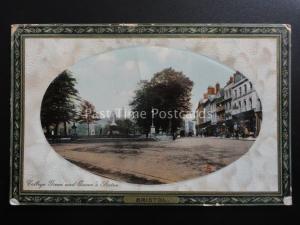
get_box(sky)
[69,46,235,117]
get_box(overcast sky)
[69,46,234,117]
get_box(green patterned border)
[10,24,291,205]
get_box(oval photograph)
[40,46,263,184]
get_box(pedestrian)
[172,132,177,140]
[244,127,249,138]
[233,123,238,139]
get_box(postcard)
[10,24,291,205]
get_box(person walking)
[244,126,249,138]
[234,122,239,139]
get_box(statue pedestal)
[150,125,156,135]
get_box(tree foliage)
[115,119,136,136]
[77,100,100,135]
[41,70,79,135]
[130,67,193,134]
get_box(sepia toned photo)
[10,24,291,205]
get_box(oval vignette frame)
[40,46,262,186]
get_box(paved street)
[52,137,254,184]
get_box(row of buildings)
[195,71,262,138]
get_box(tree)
[129,80,153,135]
[130,67,193,135]
[41,70,79,136]
[77,100,100,136]
[116,119,135,136]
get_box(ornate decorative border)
[10,24,291,205]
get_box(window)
[239,87,242,96]
[250,82,253,90]
[249,97,252,109]
[257,98,262,111]
[244,100,247,111]
[239,101,241,111]
[235,90,237,98]
[244,84,247,94]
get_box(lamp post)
[71,122,77,137]
[150,107,156,136]
[71,105,78,137]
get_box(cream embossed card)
[10,24,292,205]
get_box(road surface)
[52,137,254,184]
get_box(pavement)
[52,137,254,184]
[204,136,257,141]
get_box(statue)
[110,111,117,126]
[108,111,119,136]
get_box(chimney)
[207,86,215,95]
[227,76,234,85]
[215,83,220,93]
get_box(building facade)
[223,76,234,136]
[195,71,262,138]
[195,85,216,136]
[231,71,262,136]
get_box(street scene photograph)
[40,46,263,185]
